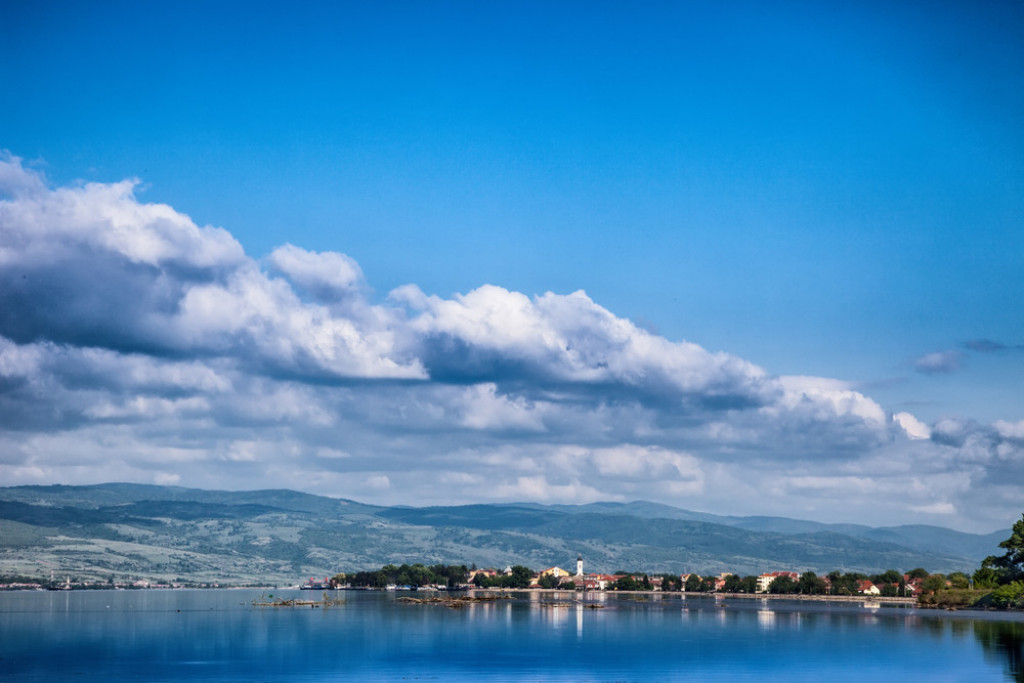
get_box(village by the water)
[285,554,956,603]
[13,507,1024,614]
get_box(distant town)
[0,557,949,599]
[6,511,1022,611]
[298,554,957,600]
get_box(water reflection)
[1,590,1022,681]
[974,620,1024,682]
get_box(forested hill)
[0,483,1006,586]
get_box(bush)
[916,589,987,608]
[989,581,1024,609]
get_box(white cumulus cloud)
[1,154,1021,532]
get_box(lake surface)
[2,589,1022,681]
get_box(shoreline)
[470,587,919,605]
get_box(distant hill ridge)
[0,483,1007,586]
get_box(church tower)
[576,554,583,576]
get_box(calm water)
[1,589,1022,681]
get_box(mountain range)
[0,483,1007,586]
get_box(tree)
[989,581,1024,609]
[828,572,860,596]
[877,569,902,585]
[768,575,798,594]
[722,574,743,593]
[921,574,947,593]
[798,572,827,595]
[983,513,1024,583]
[614,575,639,591]
[538,574,560,589]
[906,568,929,580]
[660,574,681,592]
[684,574,703,592]
[973,566,1001,590]
[947,572,970,589]
[506,566,534,589]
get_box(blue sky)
[1,1,1022,532]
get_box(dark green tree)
[921,574,947,593]
[722,574,743,593]
[538,574,560,589]
[876,569,902,585]
[983,513,1024,583]
[506,565,534,589]
[614,575,640,591]
[973,566,1001,589]
[828,572,861,596]
[659,574,681,592]
[798,572,827,595]
[948,572,970,589]
[768,575,798,594]
[684,574,703,592]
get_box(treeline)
[332,513,1024,610]
[341,563,468,589]
[941,512,1024,609]
[617,569,925,596]
[472,566,534,589]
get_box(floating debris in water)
[252,592,345,608]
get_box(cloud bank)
[1,153,1020,532]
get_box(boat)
[300,577,333,590]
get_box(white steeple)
[576,554,583,576]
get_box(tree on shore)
[538,574,560,589]
[983,513,1024,583]
[507,565,534,588]
[768,575,798,594]
[613,575,640,591]
[973,566,1001,589]
[659,574,682,592]
[921,573,947,593]
[827,571,864,596]
[798,572,827,595]
[722,574,743,593]
[345,563,468,589]
[947,572,970,589]
[971,513,1024,609]
[873,569,902,586]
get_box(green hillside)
[0,484,1002,586]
